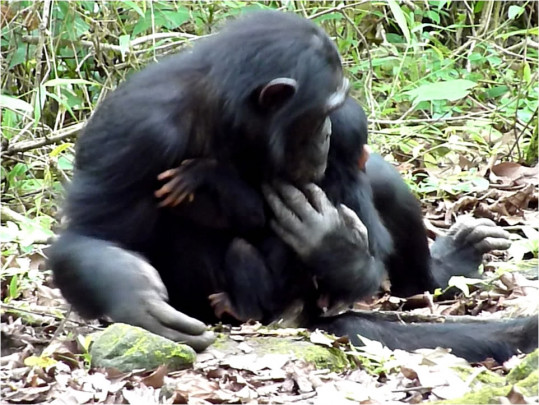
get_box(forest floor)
[1,170,538,404]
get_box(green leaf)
[7,163,29,186]
[124,1,145,17]
[386,33,406,44]
[0,95,33,113]
[50,143,73,157]
[45,92,75,119]
[474,1,485,13]
[24,355,58,368]
[33,85,47,124]
[468,52,484,63]
[160,7,190,30]
[432,287,444,298]
[386,0,411,43]
[73,16,90,38]
[58,156,74,171]
[447,276,470,296]
[77,334,94,352]
[132,14,152,37]
[485,85,509,99]
[119,35,130,58]
[1,109,17,140]
[508,5,524,20]
[430,0,449,11]
[313,13,343,23]
[8,45,27,69]
[9,274,19,300]
[523,62,531,84]
[80,1,96,12]
[406,79,477,104]
[496,27,538,40]
[488,56,502,67]
[132,6,190,37]
[425,10,440,24]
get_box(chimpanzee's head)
[199,11,349,184]
[328,97,369,172]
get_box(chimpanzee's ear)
[257,78,298,110]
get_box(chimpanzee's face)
[281,77,349,184]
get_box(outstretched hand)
[430,216,512,287]
[445,217,511,253]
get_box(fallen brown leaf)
[140,364,168,388]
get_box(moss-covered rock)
[212,334,351,372]
[438,350,539,404]
[90,323,196,372]
[452,366,506,387]
[438,372,538,405]
[507,349,538,384]
[439,385,509,404]
[515,369,538,397]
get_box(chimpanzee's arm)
[48,232,215,351]
[366,153,511,295]
[263,183,383,305]
[49,75,216,351]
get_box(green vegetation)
[2,0,537,286]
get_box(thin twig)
[370,111,489,126]
[392,384,447,393]
[1,303,102,331]
[339,10,375,117]
[22,32,201,56]
[3,123,84,155]
[29,0,51,107]
[49,306,72,342]
[470,36,531,60]
[506,107,538,160]
[307,1,369,20]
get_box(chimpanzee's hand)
[262,183,368,261]
[156,159,265,232]
[430,217,512,287]
[105,248,215,352]
[263,183,381,302]
[155,159,217,207]
[446,217,511,253]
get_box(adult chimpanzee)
[153,97,391,320]
[48,10,348,352]
[153,98,537,362]
[48,11,537,361]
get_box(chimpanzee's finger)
[274,183,317,221]
[304,183,333,214]
[147,299,211,336]
[263,185,303,233]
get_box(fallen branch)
[2,123,83,155]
